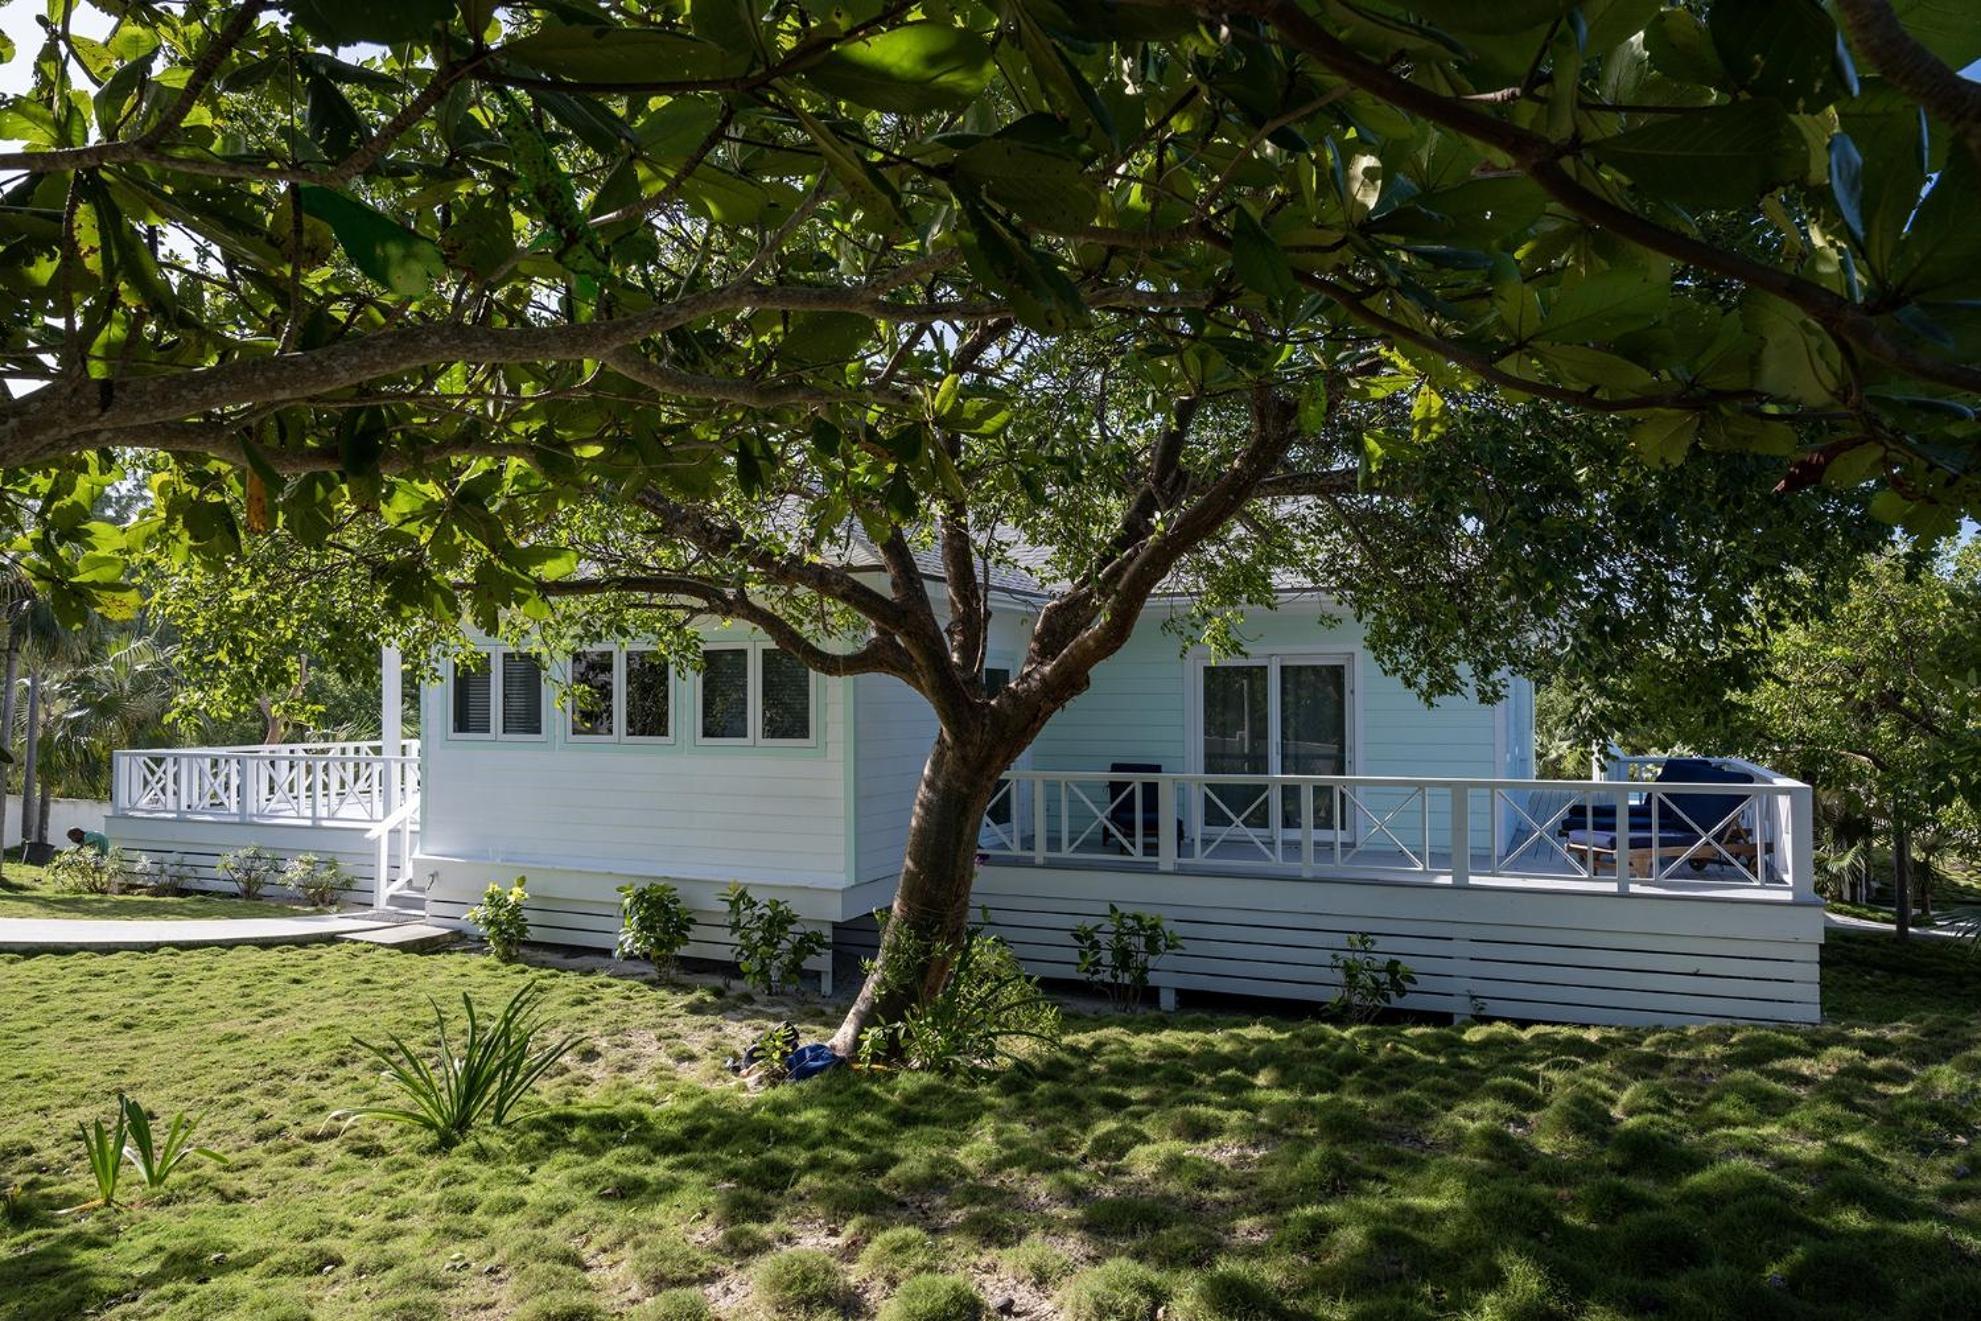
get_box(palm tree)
[39,634,178,808]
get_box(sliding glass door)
[1197,656,1350,841]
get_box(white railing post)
[1450,785,1470,886]
[1157,777,1177,872]
[1031,778,1047,864]
[1300,782,1315,879]
[1786,783,1815,899]
[374,829,390,908]
[1613,785,1632,892]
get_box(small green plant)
[466,878,531,961]
[723,883,829,993]
[73,1106,126,1210]
[332,983,580,1150]
[217,844,281,900]
[282,852,347,907]
[48,848,123,895]
[1328,932,1417,1022]
[857,912,1062,1075]
[753,1247,847,1316]
[120,1096,226,1189]
[880,1274,985,1321]
[617,882,696,977]
[1071,905,1184,1009]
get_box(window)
[569,650,615,738]
[501,651,544,737]
[700,647,750,741]
[760,648,812,742]
[692,642,816,746]
[451,657,492,735]
[625,649,670,740]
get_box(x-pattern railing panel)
[1496,788,1600,878]
[1195,783,1279,861]
[1339,785,1425,870]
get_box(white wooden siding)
[417,626,848,887]
[973,863,1823,1026]
[104,815,385,907]
[852,673,938,883]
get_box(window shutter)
[502,652,543,736]
[452,660,491,734]
[760,648,812,741]
[626,649,670,738]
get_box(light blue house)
[107,565,1822,1027]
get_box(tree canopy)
[0,0,1976,635]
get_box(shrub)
[48,847,125,894]
[617,882,696,977]
[857,915,1062,1075]
[1071,906,1183,1008]
[1327,932,1417,1022]
[752,1248,846,1316]
[1058,1258,1170,1321]
[879,1274,985,1321]
[282,853,347,907]
[332,983,580,1150]
[217,844,281,900]
[120,1095,227,1189]
[129,852,194,896]
[723,884,828,993]
[467,878,531,961]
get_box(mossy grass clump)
[1059,1258,1171,1321]
[753,1248,847,1316]
[858,1225,941,1284]
[877,1273,986,1321]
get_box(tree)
[1,2,1976,1043]
[1739,545,1981,938]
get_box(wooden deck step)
[336,923,457,951]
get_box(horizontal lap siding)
[103,815,385,906]
[418,663,848,887]
[853,674,938,883]
[969,864,1822,1027]
[421,856,834,990]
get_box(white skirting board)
[418,853,836,992]
[103,814,392,907]
[969,864,1824,1027]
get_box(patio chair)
[1107,762,1182,856]
[1564,762,1762,878]
[1555,757,1723,835]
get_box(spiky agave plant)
[332,983,580,1150]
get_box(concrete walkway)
[0,911,406,953]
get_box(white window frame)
[1185,650,1357,839]
[692,640,818,748]
[566,648,622,741]
[447,648,496,741]
[621,646,676,745]
[496,648,549,742]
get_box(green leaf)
[1644,9,1725,85]
[952,136,1097,231]
[954,197,1086,333]
[1584,100,1804,209]
[1837,85,1927,277]
[299,187,448,297]
[802,22,995,114]
[284,0,453,46]
[1886,0,1981,68]
[500,28,748,84]
[690,0,761,59]
[1535,262,1670,345]
[1231,207,1297,306]
[1828,131,1865,245]
[788,103,903,225]
[1741,291,1844,405]
[1709,0,1842,111]
[1892,146,1981,299]
[1397,0,1576,35]
[1628,411,1699,467]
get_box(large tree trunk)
[827,731,1015,1055]
[0,626,18,880]
[1893,821,1912,941]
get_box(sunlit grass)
[0,857,301,921]
[2,933,1979,1318]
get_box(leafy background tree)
[1,1,1977,1043]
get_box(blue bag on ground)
[785,1043,841,1081]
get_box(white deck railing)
[111,741,423,829]
[980,758,1814,899]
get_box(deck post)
[1157,778,1177,872]
[1613,786,1632,892]
[1031,779,1047,864]
[380,645,403,820]
[1450,785,1470,886]
[1786,783,1815,900]
[1299,783,1314,879]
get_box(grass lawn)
[0,858,304,921]
[3,934,1980,1321]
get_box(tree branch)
[1835,0,1981,170]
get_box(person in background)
[65,826,109,857]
